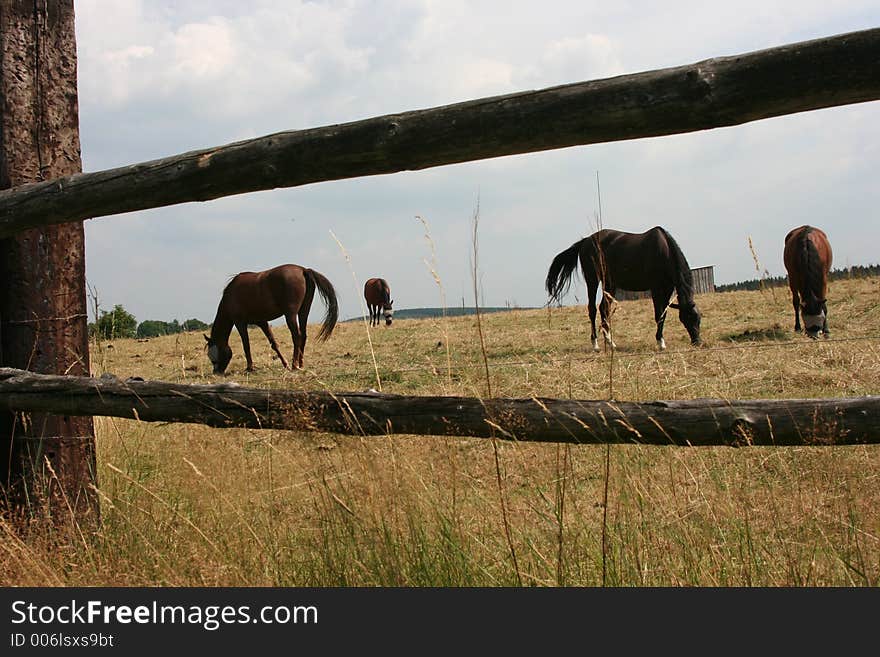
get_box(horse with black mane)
[205,264,338,373]
[546,226,702,351]
[783,225,832,338]
[364,277,394,326]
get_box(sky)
[74,1,880,324]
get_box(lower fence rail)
[0,368,877,447]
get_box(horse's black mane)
[656,227,695,304]
[798,227,826,301]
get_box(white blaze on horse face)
[208,344,219,364]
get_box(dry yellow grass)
[2,276,879,586]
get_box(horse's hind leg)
[235,321,255,371]
[257,321,289,369]
[297,281,318,368]
[284,313,302,370]
[296,304,312,369]
[586,280,600,352]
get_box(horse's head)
[800,295,826,338]
[204,334,232,374]
[669,301,702,346]
[383,299,394,326]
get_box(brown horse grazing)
[205,264,338,374]
[364,277,393,326]
[546,226,702,351]
[783,225,833,338]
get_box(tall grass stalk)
[3,277,880,587]
[417,215,453,388]
[470,199,521,586]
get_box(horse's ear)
[669,302,680,309]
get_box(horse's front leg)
[822,300,830,338]
[236,322,255,371]
[652,294,669,351]
[790,289,802,332]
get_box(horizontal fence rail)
[0,368,877,447]
[0,28,879,237]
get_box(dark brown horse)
[546,226,702,351]
[364,277,393,326]
[783,225,832,338]
[205,264,338,373]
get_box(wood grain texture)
[0,0,96,517]
[0,27,878,237]
[0,368,877,447]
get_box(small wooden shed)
[615,265,715,301]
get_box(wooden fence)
[1,25,880,519]
[1,28,879,235]
[0,368,878,447]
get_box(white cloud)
[73,1,880,323]
[169,20,236,79]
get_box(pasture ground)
[3,276,880,585]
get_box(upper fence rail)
[0,27,878,238]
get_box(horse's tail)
[657,227,695,304]
[546,238,587,302]
[306,269,339,341]
[798,227,826,301]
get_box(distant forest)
[716,264,880,293]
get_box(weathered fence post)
[0,0,97,522]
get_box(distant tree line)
[135,318,210,338]
[88,304,209,340]
[716,264,880,293]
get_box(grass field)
[3,276,880,586]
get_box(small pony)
[783,225,833,338]
[205,264,338,373]
[546,226,702,351]
[364,277,394,326]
